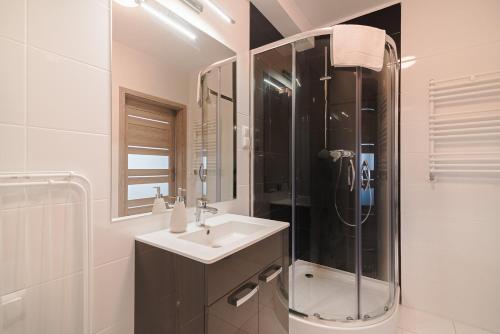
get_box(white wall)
[399,1,500,332]
[0,0,250,333]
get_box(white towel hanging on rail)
[330,24,386,72]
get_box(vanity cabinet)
[135,229,289,334]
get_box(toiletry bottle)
[170,188,187,233]
[152,186,167,214]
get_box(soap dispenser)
[170,188,187,233]
[152,186,167,214]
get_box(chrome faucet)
[195,198,218,227]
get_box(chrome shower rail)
[0,172,93,334]
[428,71,500,180]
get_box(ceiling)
[252,0,397,37]
[112,2,235,73]
[292,0,396,26]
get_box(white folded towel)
[330,24,386,72]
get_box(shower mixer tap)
[330,149,355,162]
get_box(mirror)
[111,0,237,218]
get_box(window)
[119,89,186,216]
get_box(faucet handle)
[197,198,208,208]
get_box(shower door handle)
[361,160,371,190]
[348,159,355,192]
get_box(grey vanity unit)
[134,229,289,334]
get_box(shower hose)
[334,158,372,227]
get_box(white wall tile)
[235,184,250,215]
[27,0,110,69]
[93,199,169,266]
[24,273,84,334]
[0,125,25,172]
[95,317,133,334]
[96,0,110,9]
[404,120,428,153]
[27,47,110,134]
[24,203,84,286]
[93,257,134,333]
[403,153,428,186]
[26,128,110,200]
[0,0,25,42]
[0,38,26,125]
[402,0,500,59]
[0,208,27,295]
[237,149,249,187]
[402,216,500,331]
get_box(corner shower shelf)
[428,71,500,180]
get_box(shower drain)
[305,273,314,278]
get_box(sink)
[135,214,289,264]
[178,221,267,248]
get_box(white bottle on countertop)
[170,188,187,233]
[151,186,167,214]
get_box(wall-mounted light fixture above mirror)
[111,0,237,219]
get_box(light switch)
[242,125,250,138]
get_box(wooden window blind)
[119,89,186,216]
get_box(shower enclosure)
[251,27,399,325]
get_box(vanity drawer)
[205,231,283,305]
[259,258,289,334]
[206,275,260,334]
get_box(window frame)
[118,87,187,216]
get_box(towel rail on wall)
[428,71,500,180]
[0,172,93,334]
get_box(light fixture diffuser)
[113,0,139,7]
[205,0,235,24]
[264,78,283,91]
[179,0,204,14]
[139,0,197,40]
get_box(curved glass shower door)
[251,29,399,323]
[292,35,359,321]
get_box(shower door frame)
[250,27,400,322]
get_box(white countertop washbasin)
[135,214,289,264]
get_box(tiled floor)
[398,306,496,334]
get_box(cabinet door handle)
[227,283,259,308]
[259,265,282,283]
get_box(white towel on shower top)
[330,24,386,72]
